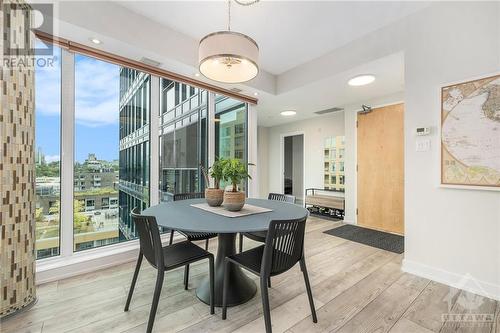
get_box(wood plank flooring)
[1,216,497,333]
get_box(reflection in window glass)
[323,136,345,191]
[159,80,207,202]
[74,55,150,251]
[35,44,62,259]
[215,95,247,191]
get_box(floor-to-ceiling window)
[159,80,207,202]
[73,55,150,251]
[34,45,62,259]
[215,95,248,191]
[33,40,249,260]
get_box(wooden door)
[357,103,404,234]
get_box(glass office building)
[159,80,208,202]
[118,68,151,240]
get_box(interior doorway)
[357,103,404,235]
[282,134,304,205]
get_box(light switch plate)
[416,139,431,152]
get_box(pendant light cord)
[227,0,231,31]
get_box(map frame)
[440,72,500,190]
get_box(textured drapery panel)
[0,0,37,318]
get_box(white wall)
[401,2,500,299]
[261,111,345,199]
[257,126,269,198]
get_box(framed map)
[441,73,500,189]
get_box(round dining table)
[142,198,309,307]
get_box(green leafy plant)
[222,158,253,192]
[201,157,227,189]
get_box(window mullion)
[60,49,75,257]
[150,76,160,205]
[208,92,216,173]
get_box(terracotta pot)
[223,191,246,211]
[205,188,224,207]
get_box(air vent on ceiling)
[314,107,344,115]
[140,57,162,67]
[230,88,243,93]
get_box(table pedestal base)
[196,233,257,307]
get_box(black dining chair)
[124,208,214,333]
[238,193,296,287]
[239,193,296,253]
[173,192,218,289]
[222,216,317,333]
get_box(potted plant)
[222,158,253,211]
[201,158,225,207]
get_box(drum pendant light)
[198,0,259,83]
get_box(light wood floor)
[1,216,498,333]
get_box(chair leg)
[147,270,164,333]
[260,276,272,333]
[124,252,143,311]
[239,233,243,253]
[209,256,214,315]
[183,264,190,290]
[268,276,271,288]
[222,260,230,320]
[169,230,174,245]
[300,257,317,323]
[205,238,209,251]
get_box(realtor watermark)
[2,2,55,68]
[441,274,496,328]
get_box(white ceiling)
[258,52,405,126]
[42,1,431,126]
[116,1,429,75]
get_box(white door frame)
[280,131,306,204]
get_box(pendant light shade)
[199,31,259,83]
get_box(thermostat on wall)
[416,127,430,136]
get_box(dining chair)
[238,193,295,287]
[222,216,317,333]
[125,208,214,333]
[172,192,218,289]
[239,193,296,253]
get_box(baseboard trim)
[402,259,500,301]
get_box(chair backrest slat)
[174,192,205,201]
[131,207,164,269]
[261,217,307,276]
[268,192,296,204]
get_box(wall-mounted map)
[441,74,500,188]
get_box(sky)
[35,47,120,163]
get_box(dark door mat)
[324,224,404,254]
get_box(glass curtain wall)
[159,80,208,202]
[73,55,150,251]
[34,45,62,259]
[215,95,248,191]
[33,44,248,259]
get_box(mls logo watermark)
[2,2,54,68]
[441,274,495,328]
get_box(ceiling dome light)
[348,74,375,86]
[90,38,102,45]
[198,0,259,83]
[280,110,297,116]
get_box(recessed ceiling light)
[90,38,102,45]
[280,110,297,116]
[254,92,258,96]
[348,74,375,86]
[194,73,200,77]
